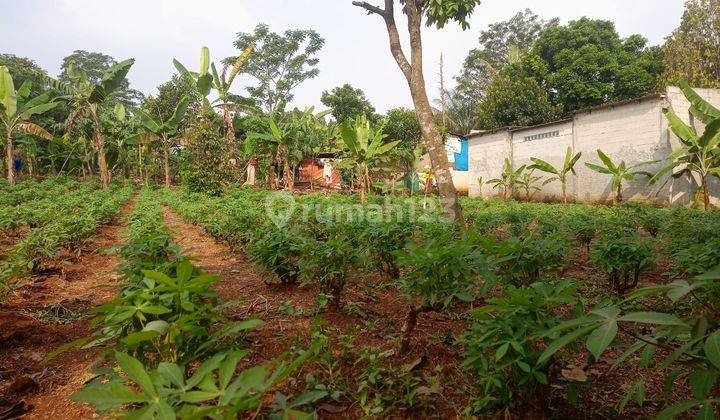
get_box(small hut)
[297,152,342,186]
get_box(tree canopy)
[227,24,325,113]
[320,83,377,123]
[59,50,145,107]
[530,18,664,112]
[661,0,720,88]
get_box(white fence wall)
[468,130,511,198]
[467,86,720,206]
[513,121,574,200]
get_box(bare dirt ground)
[0,200,135,419]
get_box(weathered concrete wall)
[666,87,720,207]
[512,121,574,201]
[467,86,720,206]
[468,130,511,198]
[573,98,670,203]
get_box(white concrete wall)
[573,98,670,203]
[512,121,574,201]
[468,130,511,198]
[466,87,720,205]
[666,86,720,206]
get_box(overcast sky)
[2,0,685,113]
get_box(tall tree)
[0,54,50,98]
[661,0,720,88]
[143,75,200,124]
[56,59,135,188]
[226,24,325,113]
[454,9,557,103]
[60,50,144,107]
[352,0,482,222]
[321,83,377,123]
[476,72,561,129]
[530,18,663,112]
[383,107,421,150]
[0,66,58,185]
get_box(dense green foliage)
[156,185,720,416]
[321,83,377,124]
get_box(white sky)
[1,0,685,113]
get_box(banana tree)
[529,147,582,204]
[174,46,253,175]
[585,149,656,204]
[0,67,58,185]
[54,59,135,188]
[247,107,330,192]
[649,84,720,210]
[486,158,525,200]
[339,115,400,203]
[516,167,544,201]
[132,96,190,186]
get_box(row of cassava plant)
[61,187,324,418]
[0,179,97,232]
[0,180,135,290]
[160,187,720,416]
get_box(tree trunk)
[359,163,367,204]
[701,176,710,211]
[163,142,171,187]
[91,106,110,188]
[5,128,14,186]
[398,304,431,354]
[616,182,623,204]
[353,0,462,223]
[222,106,240,180]
[562,181,568,204]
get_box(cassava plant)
[590,232,656,295]
[539,266,720,419]
[394,230,495,353]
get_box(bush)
[299,229,359,310]
[590,233,656,295]
[479,232,569,285]
[461,280,579,414]
[395,230,495,352]
[247,226,303,285]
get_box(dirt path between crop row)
[0,199,136,420]
[161,207,473,417]
[161,208,321,366]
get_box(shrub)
[359,221,414,279]
[394,231,495,352]
[479,232,569,285]
[247,227,303,285]
[299,230,360,310]
[461,280,579,414]
[590,233,656,295]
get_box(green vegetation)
[2,1,720,418]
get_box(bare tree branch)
[351,1,387,16]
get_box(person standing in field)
[246,157,257,186]
[323,159,334,186]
